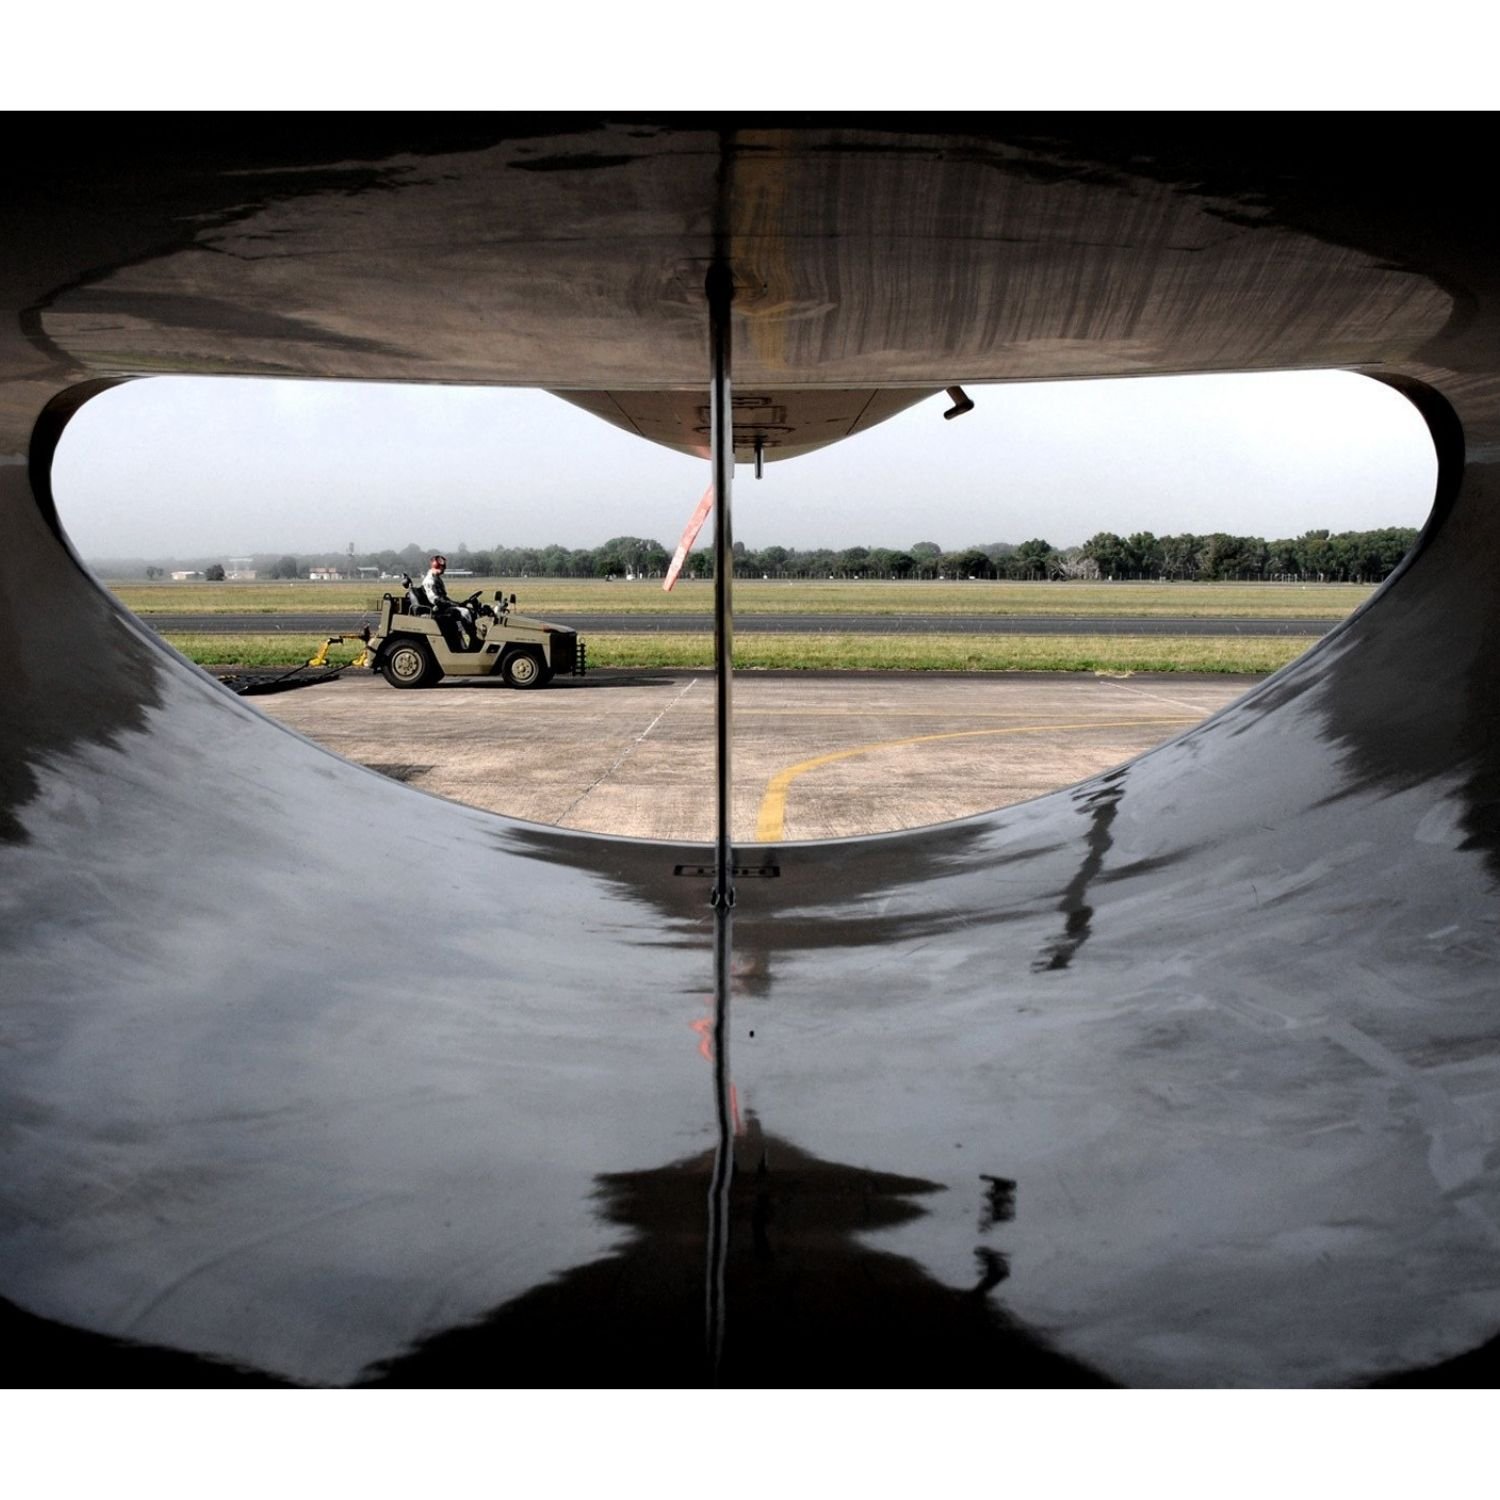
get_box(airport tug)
[364,578,587,690]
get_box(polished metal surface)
[3,120,1499,1386]
[708,262,735,907]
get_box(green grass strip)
[162,635,371,668]
[163,631,1307,675]
[113,577,1373,620]
[591,633,1307,673]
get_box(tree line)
[113,526,1420,585]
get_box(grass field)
[131,576,1350,674]
[112,576,1375,620]
[165,630,1309,676]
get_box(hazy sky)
[52,370,1436,560]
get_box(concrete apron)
[251,668,1251,843]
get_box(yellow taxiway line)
[754,718,1196,842]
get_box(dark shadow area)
[1372,1331,1500,1388]
[363,762,436,784]
[499,817,1053,952]
[441,670,687,691]
[359,1113,1108,1388]
[217,665,352,696]
[0,1297,292,1389]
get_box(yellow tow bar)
[308,628,371,670]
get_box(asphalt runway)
[251,668,1255,842]
[152,611,1337,637]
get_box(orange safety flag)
[662,483,715,592]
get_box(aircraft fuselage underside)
[1,119,1498,1387]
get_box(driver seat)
[401,575,432,616]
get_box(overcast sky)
[52,370,1436,561]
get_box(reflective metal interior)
[2,120,1498,1386]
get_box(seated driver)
[419,553,476,649]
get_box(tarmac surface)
[251,668,1254,842]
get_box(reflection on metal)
[707,261,736,911]
[1031,772,1126,973]
[2,121,1499,1387]
[705,904,735,1376]
[351,1114,1105,1387]
[704,258,739,1372]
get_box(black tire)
[381,637,439,689]
[502,648,546,689]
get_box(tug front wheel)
[502,649,546,689]
[381,638,439,689]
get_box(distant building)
[170,570,204,581]
[357,566,379,579]
[227,556,257,580]
[308,567,343,582]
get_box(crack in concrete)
[1103,678,1224,714]
[556,676,701,823]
